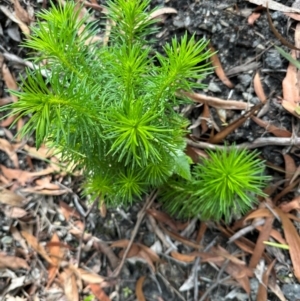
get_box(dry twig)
[186,137,300,151]
[111,190,157,277]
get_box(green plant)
[122,287,133,298]
[2,0,269,222]
[2,0,212,205]
[275,45,300,69]
[83,295,95,301]
[161,146,270,223]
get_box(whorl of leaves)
[2,1,269,221]
[2,0,212,206]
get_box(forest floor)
[1,0,300,300]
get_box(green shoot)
[161,146,270,223]
[2,0,269,222]
[2,0,212,206]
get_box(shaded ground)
[0,0,300,301]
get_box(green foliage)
[161,147,270,223]
[83,295,95,301]
[275,45,300,69]
[1,0,269,222]
[2,0,213,206]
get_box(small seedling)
[83,295,95,301]
[2,0,212,204]
[161,146,270,223]
[1,0,269,222]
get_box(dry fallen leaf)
[138,244,160,263]
[181,91,250,110]
[58,201,82,221]
[0,6,30,35]
[251,116,292,138]
[147,208,179,231]
[266,4,300,51]
[216,245,246,266]
[1,63,18,92]
[218,225,258,257]
[249,216,274,269]
[23,144,54,160]
[185,145,205,163]
[0,188,26,207]
[36,177,60,190]
[173,247,251,293]
[0,63,19,128]
[112,239,159,272]
[253,72,267,103]
[161,226,202,249]
[0,165,55,186]
[20,187,69,195]
[268,273,287,301]
[3,206,27,219]
[223,262,251,294]
[196,222,208,243]
[244,208,275,221]
[274,208,300,281]
[137,249,156,272]
[281,23,300,117]
[47,233,64,288]
[209,44,234,88]
[0,253,29,270]
[248,12,261,25]
[5,276,26,293]
[0,97,13,106]
[61,268,79,301]
[208,103,263,144]
[281,99,300,118]
[282,154,297,185]
[290,164,300,184]
[256,225,287,245]
[11,226,28,252]
[285,12,300,21]
[248,0,300,13]
[0,138,20,168]
[170,251,197,263]
[21,231,53,264]
[257,259,276,301]
[136,276,146,301]
[111,239,139,251]
[12,0,31,24]
[75,267,105,284]
[280,196,300,213]
[282,50,300,103]
[87,284,111,301]
[149,7,177,20]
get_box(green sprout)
[83,295,95,301]
[161,147,270,223]
[0,0,212,205]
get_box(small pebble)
[208,82,222,93]
[265,49,282,69]
[237,74,252,88]
[173,17,185,28]
[282,284,300,300]
[1,236,13,244]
